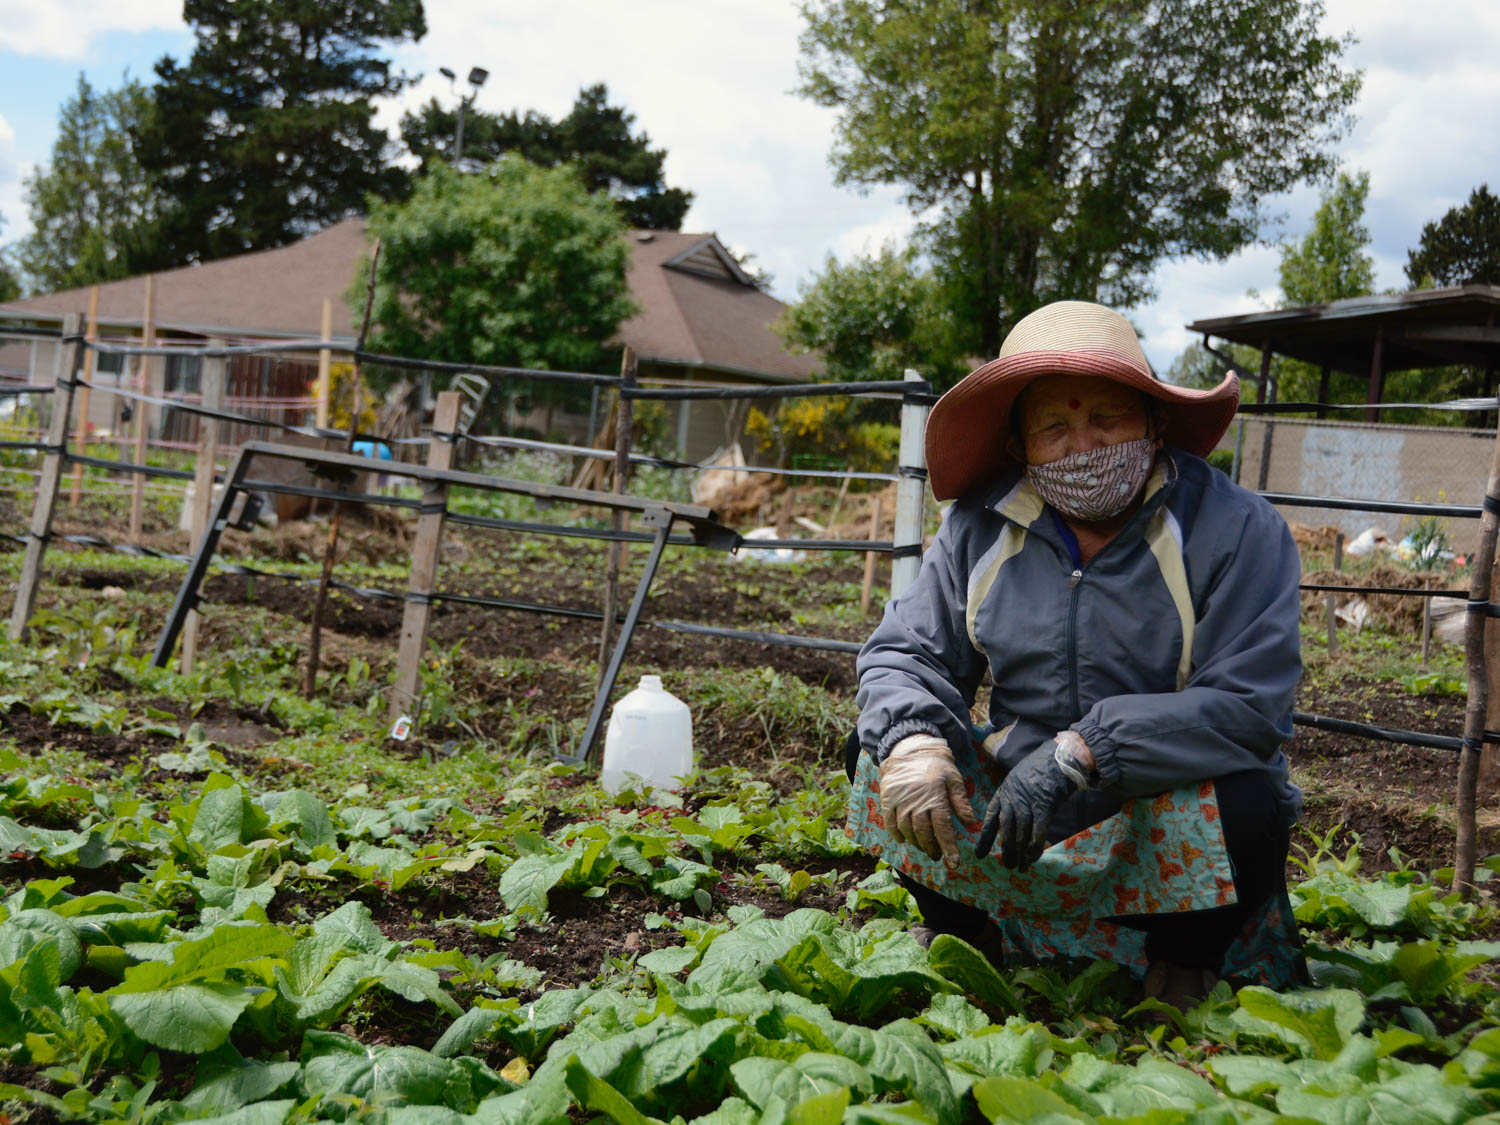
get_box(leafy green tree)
[17,74,165,292]
[1279,171,1375,307]
[778,244,971,392]
[399,83,693,230]
[135,0,425,267]
[1271,170,1376,408]
[361,157,636,427]
[0,212,19,301]
[796,0,1360,356]
[1405,185,1500,288]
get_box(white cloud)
[0,112,20,239]
[375,0,922,301]
[0,0,181,59]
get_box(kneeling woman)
[848,300,1305,1003]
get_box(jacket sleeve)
[1071,497,1301,798]
[855,507,989,762]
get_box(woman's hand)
[877,735,980,867]
[975,732,1093,868]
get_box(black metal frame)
[150,441,737,764]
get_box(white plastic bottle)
[600,675,694,795]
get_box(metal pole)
[180,339,225,675]
[891,368,929,599]
[453,96,468,164]
[573,512,673,766]
[1256,345,1275,493]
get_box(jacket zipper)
[1066,566,1083,718]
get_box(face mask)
[1026,437,1155,522]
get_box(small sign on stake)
[390,714,413,742]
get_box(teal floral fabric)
[846,729,1306,987]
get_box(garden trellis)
[3,313,1500,886]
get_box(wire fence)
[3,320,1499,866]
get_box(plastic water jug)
[600,675,693,795]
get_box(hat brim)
[924,350,1240,501]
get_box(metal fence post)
[890,368,929,600]
[180,340,226,675]
[10,313,83,642]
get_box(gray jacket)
[856,450,1303,836]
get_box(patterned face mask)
[1026,437,1155,522]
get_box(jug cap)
[639,674,664,690]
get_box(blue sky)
[3,1,1499,373]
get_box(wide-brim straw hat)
[925,300,1240,501]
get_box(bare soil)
[5,504,1493,1007]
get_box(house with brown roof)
[0,220,818,460]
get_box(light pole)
[439,66,488,166]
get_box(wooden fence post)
[890,368,928,599]
[390,391,462,722]
[861,495,883,614]
[180,340,225,675]
[128,276,155,540]
[597,347,636,680]
[69,286,99,507]
[316,297,332,430]
[10,314,83,642]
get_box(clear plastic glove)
[974,732,1092,869]
[877,734,980,867]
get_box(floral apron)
[846,728,1306,988]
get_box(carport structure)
[1187,283,1500,422]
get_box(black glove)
[974,739,1083,868]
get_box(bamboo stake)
[69,286,99,507]
[597,347,636,681]
[1454,417,1500,893]
[861,495,883,614]
[304,240,380,699]
[1325,532,1342,653]
[10,315,82,641]
[180,340,225,674]
[316,297,333,430]
[128,277,154,540]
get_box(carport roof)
[1186,284,1500,376]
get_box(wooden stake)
[1421,595,1433,667]
[10,314,83,641]
[129,277,154,540]
[305,239,380,699]
[316,297,332,430]
[597,347,636,681]
[861,495,883,614]
[825,475,852,536]
[777,487,796,538]
[180,340,225,674]
[1325,532,1342,654]
[1455,413,1500,892]
[69,287,98,507]
[390,391,461,721]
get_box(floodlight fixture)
[468,67,489,88]
[438,66,455,81]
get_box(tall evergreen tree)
[1405,185,1500,288]
[19,74,166,291]
[797,0,1360,356]
[135,0,426,267]
[399,83,693,230]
